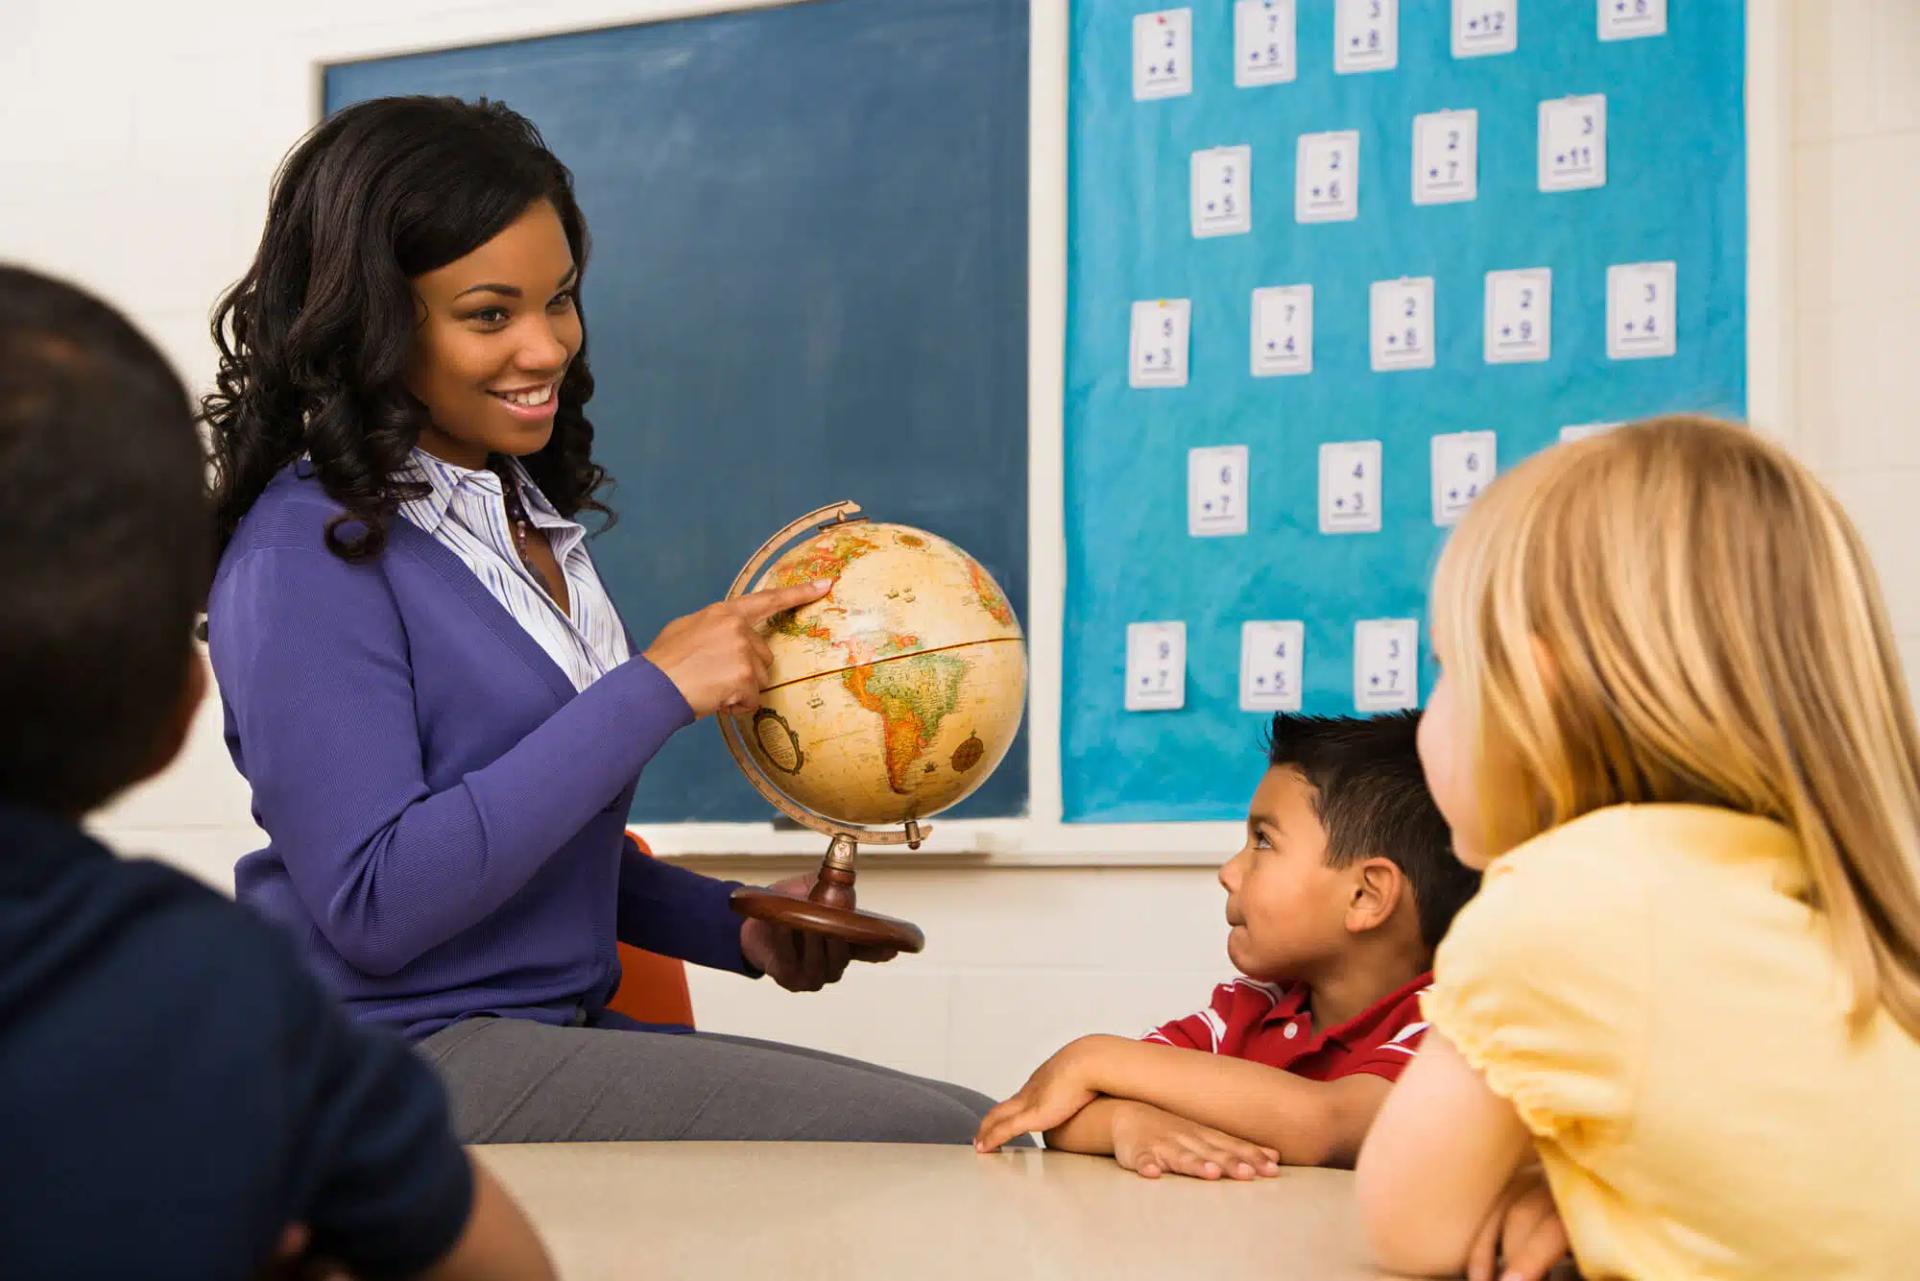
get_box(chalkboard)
[1062,1,1744,821]
[325,0,1030,822]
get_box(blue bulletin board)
[1062,0,1745,822]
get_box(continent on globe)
[736,519,1027,827]
[967,559,1015,629]
[842,652,968,795]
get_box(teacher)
[203,95,1004,1144]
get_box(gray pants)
[418,1016,1025,1145]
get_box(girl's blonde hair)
[1432,415,1920,1036]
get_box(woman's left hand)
[739,874,899,992]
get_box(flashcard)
[1236,0,1298,87]
[1413,109,1478,205]
[1320,440,1383,534]
[1354,619,1419,711]
[1251,284,1313,376]
[1129,298,1191,388]
[1192,146,1253,238]
[1134,9,1193,101]
[1607,262,1677,359]
[1189,445,1250,537]
[1241,621,1305,712]
[1599,0,1665,41]
[1371,277,1435,372]
[1296,131,1360,223]
[1484,267,1551,363]
[1453,0,1517,57]
[1126,621,1187,711]
[1335,0,1398,74]
[1431,430,1497,526]
[1539,95,1606,192]
[1560,420,1623,442]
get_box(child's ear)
[1345,857,1406,934]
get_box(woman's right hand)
[643,580,832,718]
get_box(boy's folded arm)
[1083,1035,1393,1167]
[1040,1096,1125,1154]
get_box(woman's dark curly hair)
[203,95,611,560]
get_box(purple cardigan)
[208,465,752,1039]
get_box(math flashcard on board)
[1452,0,1516,58]
[1296,131,1359,223]
[1192,146,1252,238]
[1241,621,1305,712]
[1484,267,1551,363]
[1133,9,1193,101]
[1413,110,1477,205]
[1607,262,1677,359]
[1600,0,1666,41]
[1371,277,1435,372]
[1251,284,1312,376]
[1320,440,1382,534]
[1236,0,1297,87]
[1354,620,1419,712]
[1431,430,1497,526]
[1188,445,1250,537]
[1126,621,1187,711]
[1539,95,1606,192]
[1335,0,1397,75]
[1129,298,1191,387]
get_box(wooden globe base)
[727,834,926,953]
[729,888,927,953]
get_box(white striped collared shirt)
[397,449,631,693]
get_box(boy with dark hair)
[0,264,553,1279]
[976,711,1479,1175]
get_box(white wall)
[0,0,1899,1101]
[1788,0,1920,690]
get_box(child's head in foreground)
[1417,413,1920,1031]
[1222,711,1480,985]
[0,265,209,819]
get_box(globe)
[730,519,1027,828]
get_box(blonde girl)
[1357,416,1920,1280]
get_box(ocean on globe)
[734,521,1027,827]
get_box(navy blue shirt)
[0,801,473,1280]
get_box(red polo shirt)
[1142,972,1432,1082]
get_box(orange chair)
[604,834,696,1029]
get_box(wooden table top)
[474,1141,1400,1281]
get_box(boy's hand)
[1111,1101,1282,1181]
[1466,1166,1570,1281]
[974,1036,1115,1152]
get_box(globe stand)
[717,501,929,954]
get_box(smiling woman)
[200,96,1012,1146]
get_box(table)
[473,1142,1395,1280]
